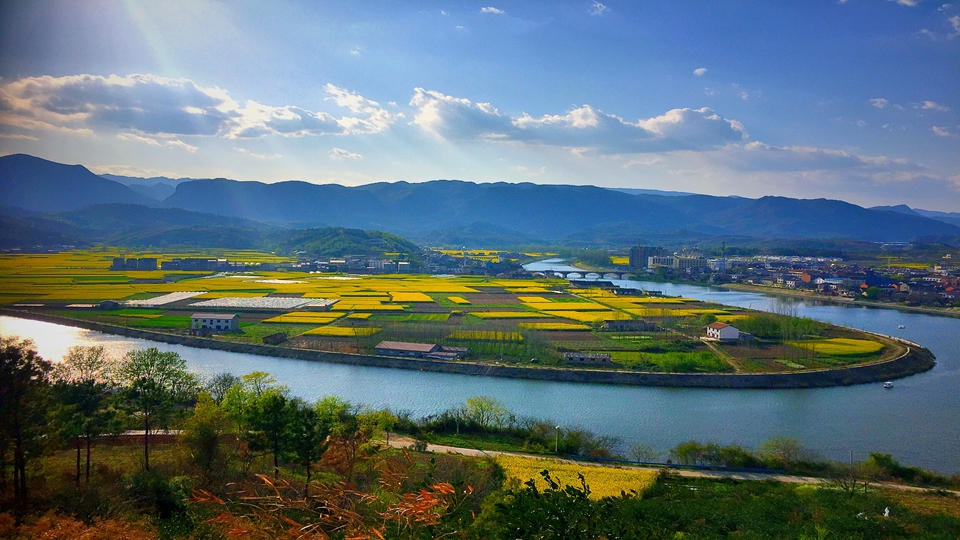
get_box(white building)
[190,313,240,332]
[706,322,740,341]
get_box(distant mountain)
[55,204,272,237]
[0,213,85,249]
[0,202,422,255]
[609,187,698,197]
[165,177,960,242]
[100,173,192,188]
[276,227,422,257]
[128,183,176,201]
[0,154,153,212]
[914,209,960,228]
[5,154,960,246]
[415,221,547,247]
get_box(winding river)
[1,265,957,473]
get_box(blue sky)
[1,1,958,211]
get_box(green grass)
[124,316,192,328]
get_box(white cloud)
[693,68,708,76]
[589,1,610,16]
[330,147,363,159]
[409,88,746,154]
[920,100,951,111]
[932,126,951,136]
[949,15,960,37]
[235,148,282,159]
[117,132,197,152]
[0,133,39,140]
[869,98,890,109]
[0,74,396,140]
[891,0,920,6]
[480,7,505,14]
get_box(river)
[1,267,957,474]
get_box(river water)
[1,269,957,473]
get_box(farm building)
[191,313,240,333]
[563,352,613,364]
[706,322,740,341]
[375,341,469,359]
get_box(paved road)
[385,435,957,494]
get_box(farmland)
[0,249,902,374]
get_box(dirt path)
[384,435,958,495]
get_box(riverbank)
[1,307,935,389]
[709,282,960,319]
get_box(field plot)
[0,251,891,374]
[190,297,336,310]
[303,327,381,337]
[497,455,656,500]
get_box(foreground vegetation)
[0,249,901,374]
[2,338,958,538]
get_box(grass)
[497,455,657,500]
[124,316,192,328]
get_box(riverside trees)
[117,348,196,471]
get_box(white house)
[706,322,740,341]
[190,313,240,332]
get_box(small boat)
[898,325,905,329]
[883,381,894,389]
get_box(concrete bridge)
[553,272,624,280]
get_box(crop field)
[789,338,885,356]
[520,322,592,331]
[497,455,657,500]
[302,327,381,337]
[609,256,630,266]
[0,250,890,373]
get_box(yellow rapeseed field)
[390,292,434,302]
[302,327,381,337]
[261,312,342,324]
[519,322,592,331]
[449,330,524,341]
[789,338,884,356]
[497,455,657,500]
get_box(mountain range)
[2,153,959,249]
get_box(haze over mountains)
[2,154,959,249]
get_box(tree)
[628,443,661,463]
[182,392,230,480]
[0,337,52,512]
[52,346,120,485]
[465,396,510,430]
[760,436,808,469]
[204,372,241,404]
[286,398,331,492]
[118,348,195,471]
[246,387,290,479]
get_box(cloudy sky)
[1,1,958,210]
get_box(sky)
[1,1,958,211]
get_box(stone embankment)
[1,308,935,389]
